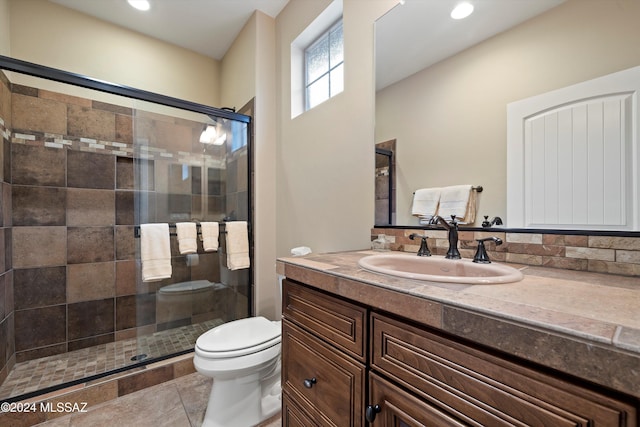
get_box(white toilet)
[193,316,282,427]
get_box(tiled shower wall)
[373,227,640,277]
[0,72,241,378]
[0,71,14,388]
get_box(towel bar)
[413,185,483,194]
[133,222,246,238]
[134,224,204,238]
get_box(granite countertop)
[277,250,640,398]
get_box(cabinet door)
[368,372,468,427]
[282,319,366,427]
[371,312,637,427]
[283,391,320,427]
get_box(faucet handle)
[409,233,432,257]
[473,237,503,263]
[482,216,503,228]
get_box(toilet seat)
[195,317,281,359]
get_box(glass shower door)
[129,100,251,363]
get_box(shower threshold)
[0,318,222,401]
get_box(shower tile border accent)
[373,227,640,277]
[9,130,222,166]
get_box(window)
[304,20,343,110]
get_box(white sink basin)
[358,253,523,284]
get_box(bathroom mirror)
[375,0,640,229]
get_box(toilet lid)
[196,317,281,354]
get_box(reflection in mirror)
[375,140,396,225]
[375,0,640,229]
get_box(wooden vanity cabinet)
[282,278,638,427]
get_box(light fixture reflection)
[451,2,474,20]
[200,125,227,146]
[199,125,217,144]
[128,0,151,11]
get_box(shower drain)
[130,353,148,361]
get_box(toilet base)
[260,380,281,422]
[201,363,281,427]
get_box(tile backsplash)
[372,227,640,277]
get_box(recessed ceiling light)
[127,0,150,11]
[451,2,474,20]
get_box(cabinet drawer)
[371,312,637,427]
[369,372,468,426]
[283,319,366,427]
[283,279,367,362]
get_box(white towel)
[225,221,250,270]
[200,222,219,252]
[411,188,441,221]
[140,223,172,282]
[176,222,198,254]
[438,185,477,224]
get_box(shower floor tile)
[0,319,222,400]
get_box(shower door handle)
[303,377,317,388]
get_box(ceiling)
[48,0,564,90]
[375,0,565,90]
[49,0,290,60]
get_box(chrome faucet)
[433,215,461,259]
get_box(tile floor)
[0,319,223,400]
[32,372,282,427]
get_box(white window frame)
[290,0,343,119]
[304,19,344,111]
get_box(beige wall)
[376,0,640,225]
[0,0,9,56]
[222,11,279,319]
[221,13,257,109]
[275,0,395,257]
[8,0,220,107]
[253,12,278,318]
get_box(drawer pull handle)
[303,377,317,388]
[365,404,381,422]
